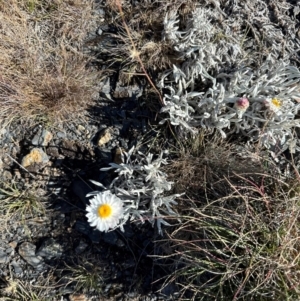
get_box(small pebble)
[18,242,44,268]
[0,249,8,264]
[11,260,23,275]
[97,28,103,35]
[21,148,49,167]
[56,131,66,138]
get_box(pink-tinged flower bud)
[235,97,249,110]
[234,97,249,118]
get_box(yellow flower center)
[97,204,112,218]
[271,98,281,108]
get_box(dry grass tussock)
[165,132,267,200]
[61,252,108,294]
[0,0,100,129]
[0,179,48,249]
[158,134,300,300]
[0,269,59,301]
[102,0,196,79]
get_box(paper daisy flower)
[264,97,282,113]
[86,190,124,232]
[234,97,249,117]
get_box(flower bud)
[234,97,249,118]
[235,97,249,110]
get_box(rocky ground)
[0,83,176,300]
[0,3,173,299]
[1,0,300,300]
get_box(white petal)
[90,219,98,227]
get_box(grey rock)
[74,221,90,236]
[75,241,88,254]
[11,260,23,275]
[32,129,53,146]
[98,148,112,164]
[58,287,74,295]
[0,248,8,263]
[53,213,65,227]
[104,283,111,293]
[32,132,41,145]
[18,242,43,268]
[99,124,108,130]
[119,138,128,149]
[88,229,101,243]
[103,231,117,245]
[113,85,130,99]
[5,245,14,256]
[97,28,103,36]
[16,227,24,235]
[99,24,109,31]
[96,8,105,16]
[36,238,63,259]
[56,131,66,138]
[127,292,138,298]
[111,126,120,138]
[100,77,112,100]
[103,232,125,247]
[110,140,118,148]
[130,84,143,99]
[0,128,7,137]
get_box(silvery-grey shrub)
[159,6,300,155]
[87,147,182,235]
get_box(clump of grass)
[0,0,101,129]
[165,131,265,199]
[1,278,43,301]
[63,254,108,294]
[101,0,196,81]
[1,268,59,301]
[0,181,47,221]
[157,135,300,300]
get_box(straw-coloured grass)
[0,0,100,129]
[157,135,300,300]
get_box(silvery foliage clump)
[206,0,300,60]
[87,147,182,235]
[159,6,300,154]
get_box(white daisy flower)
[264,97,282,113]
[86,190,124,232]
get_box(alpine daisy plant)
[86,147,182,235]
